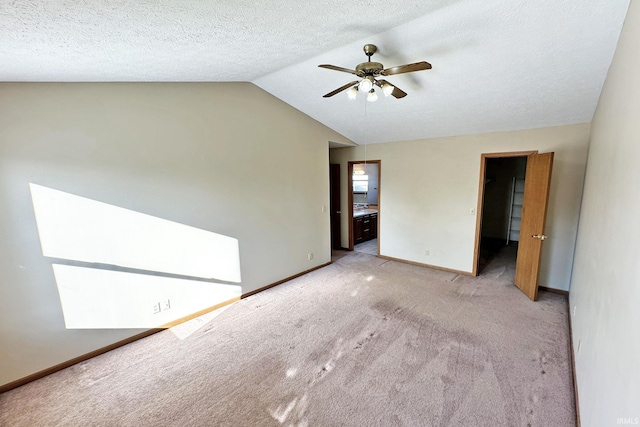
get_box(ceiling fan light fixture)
[346,85,358,100]
[367,89,378,103]
[381,82,395,97]
[359,77,374,92]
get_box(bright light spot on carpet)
[366,275,374,282]
[269,398,298,423]
[169,304,232,340]
[286,367,298,377]
[269,393,309,425]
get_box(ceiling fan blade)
[323,81,359,98]
[318,64,358,75]
[381,61,432,76]
[390,85,407,99]
[376,79,408,99]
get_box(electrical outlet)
[308,253,314,260]
[153,300,171,314]
[321,205,326,213]
[424,249,430,256]
[573,305,577,316]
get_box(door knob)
[337,211,341,214]
[532,234,547,240]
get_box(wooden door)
[329,164,341,250]
[514,152,554,301]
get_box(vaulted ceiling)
[0,0,630,144]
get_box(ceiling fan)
[318,44,432,102]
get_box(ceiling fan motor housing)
[355,62,383,77]
[357,44,382,76]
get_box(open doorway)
[475,151,539,278]
[348,160,380,255]
[475,151,554,300]
[477,156,528,274]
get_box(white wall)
[569,2,639,425]
[330,124,589,290]
[0,82,352,387]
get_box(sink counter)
[353,208,378,218]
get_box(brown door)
[514,152,554,301]
[329,164,341,250]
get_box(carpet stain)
[451,283,481,298]
[309,339,344,386]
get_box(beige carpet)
[0,248,575,426]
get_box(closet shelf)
[507,177,526,245]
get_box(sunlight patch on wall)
[30,183,241,283]
[53,265,241,329]
[30,183,242,329]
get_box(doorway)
[476,156,528,274]
[348,160,381,255]
[473,151,554,301]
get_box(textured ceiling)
[0,0,630,144]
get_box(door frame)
[347,160,381,252]
[472,151,537,276]
[329,164,341,250]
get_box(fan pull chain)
[363,94,367,174]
